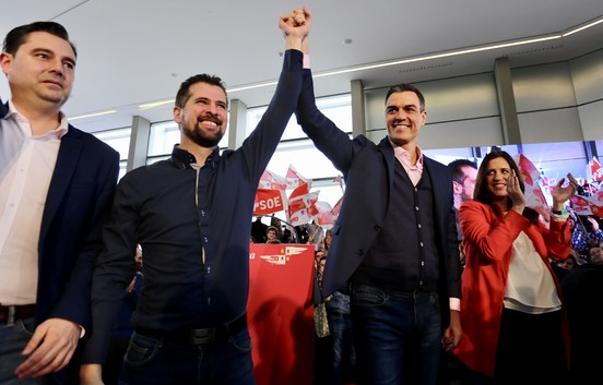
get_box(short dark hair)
[3,21,77,57]
[474,151,525,211]
[448,159,477,184]
[385,83,425,111]
[175,74,227,108]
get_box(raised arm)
[238,8,310,185]
[294,33,358,175]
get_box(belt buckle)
[190,328,215,345]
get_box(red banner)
[248,244,315,385]
[253,189,286,215]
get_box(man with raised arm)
[80,8,311,385]
[293,11,462,384]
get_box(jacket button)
[356,249,364,256]
[373,225,381,231]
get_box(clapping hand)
[552,173,578,210]
[508,170,525,214]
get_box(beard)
[182,114,225,148]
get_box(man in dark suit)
[294,33,462,385]
[0,21,119,384]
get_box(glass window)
[92,128,131,161]
[118,160,127,180]
[310,182,344,208]
[147,121,180,157]
[595,140,603,164]
[265,139,344,180]
[246,94,352,141]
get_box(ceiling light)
[562,17,603,37]
[138,80,279,110]
[69,109,116,121]
[135,14,602,111]
[314,34,562,78]
[139,99,173,110]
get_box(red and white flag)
[287,191,319,226]
[570,195,593,216]
[581,191,603,219]
[253,189,286,215]
[588,157,603,182]
[288,182,310,201]
[259,170,287,191]
[516,154,548,210]
[316,196,344,228]
[517,154,539,186]
[286,165,310,189]
[316,201,335,228]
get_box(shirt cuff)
[303,54,311,69]
[449,297,460,312]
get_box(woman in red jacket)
[452,151,576,384]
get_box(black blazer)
[1,101,119,382]
[295,72,461,312]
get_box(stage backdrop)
[248,243,315,385]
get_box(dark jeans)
[0,317,41,385]
[351,284,442,385]
[327,311,355,385]
[118,327,255,385]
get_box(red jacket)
[452,200,570,376]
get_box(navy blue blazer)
[295,72,461,315]
[1,101,119,380]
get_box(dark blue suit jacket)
[295,71,461,321]
[1,101,119,382]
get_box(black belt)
[351,283,437,302]
[0,304,36,325]
[136,313,247,346]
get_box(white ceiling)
[1,0,603,132]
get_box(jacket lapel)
[39,126,83,243]
[377,137,395,199]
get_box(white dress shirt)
[0,101,67,305]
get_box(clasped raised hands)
[279,7,312,50]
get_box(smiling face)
[485,156,512,201]
[385,91,426,148]
[173,81,227,148]
[1,31,76,110]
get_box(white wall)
[363,49,603,148]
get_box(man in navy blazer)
[295,35,462,384]
[0,21,119,384]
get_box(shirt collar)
[389,139,424,168]
[171,144,219,169]
[6,100,69,139]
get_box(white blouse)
[503,231,561,314]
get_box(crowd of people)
[1,7,602,385]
